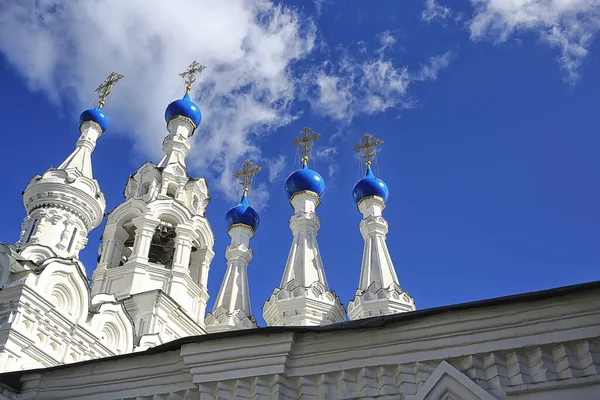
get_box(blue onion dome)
[352,165,389,204]
[225,193,260,232]
[79,108,109,133]
[285,162,326,199]
[165,93,201,129]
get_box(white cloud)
[308,56,412,122]
[316,146,338,160]
[0,3,455,203]
[307,47,452,121]
[422,0,453,23]
[469,0,600,82]
[0,0,315,202]
[415,51,455,81]
[267,155,287,182]
[377,30,398,53]
[328,164,340,179]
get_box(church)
[0,64,598,399]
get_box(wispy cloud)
[306,37,453,122]
[267,155,287,182]
[0,0,315,202]
[468,0,600,83]
[0,3,454,203]
[377,30,398,53]
[415,51,455,81]
[422,0,453,23]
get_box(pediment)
[410,361,495,400]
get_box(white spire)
[57,121,102,179]
[206,160,261,332]
[205,224,257,332]
[347,133,415,320]
[263,191,345,327]
[347,196,415,320]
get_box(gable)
[410,361,496,400]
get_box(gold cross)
[233,159,262,196]
[353,132,384,167]
[291,127,321,165]
[95,72,124,108]
[178,61,207,95]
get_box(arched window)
[166,183,177,199]
[192,195,199,210]
[148,223,176,268]
[140,182,151,196]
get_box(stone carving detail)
[191,338,600,399]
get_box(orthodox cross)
[179,61,207,95]
[352,132,383,168]
[291,127,321,166]
[95,72,124,108]
[233,159,262,196]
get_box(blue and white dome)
[352,166,389,204]
[225,193,260,232]
[79,108,109,133]
[165,93,202,129]
[285,163,326,199]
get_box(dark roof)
[1,280,599,392]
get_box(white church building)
[0,66,598,399]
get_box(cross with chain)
[233,159,262,196]
[95,72,124,108]
[291,127,321,165]
[352,132,384,167]
[179,61,207,95]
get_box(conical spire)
[263,128,345,327]
[348,133,415,320]
[206,160,261,332]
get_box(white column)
[171,225,195,272]
[347,197,415,321]
[128,216,160,264]
[263,192,345,327]
[206,225,256,332]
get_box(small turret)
[347,133,415,320]
[17,72,124,265]
[263,128,345,327]
[206,160,261,332]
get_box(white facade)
[0,282,598,399]
[0,120,135,371]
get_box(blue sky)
[1,0,599,324]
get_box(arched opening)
[99,217,137,267]
[192,195,199,211]
[166,183,178,199]
[148,222,176,268]
[140,182,151,196]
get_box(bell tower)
[91,62,215,347]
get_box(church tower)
[15,74,124,266]
[0,74,135,372]
[91,62,215,347]
[263,128,345,326]
[347,133,415,320]
[205,160,261,332]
